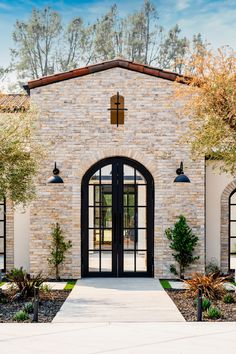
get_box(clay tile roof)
[0,94,29,112]
[27,59,188,90]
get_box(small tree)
[165,215,199,279]
[48,223,72,280]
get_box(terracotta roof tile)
[27,59,188,90]
[0,94,29,112]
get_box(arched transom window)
[229,191,236,270]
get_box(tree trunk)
[56,265,60,280]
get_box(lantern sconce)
[48,162,64,183]
[174,161,190,183]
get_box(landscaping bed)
[0,289,71,323]
[167,289,236,321]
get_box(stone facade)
[29,67,205,278]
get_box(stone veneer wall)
[30,67,205,278]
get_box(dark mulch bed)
[167,289,236,322]
[0,290,70,323]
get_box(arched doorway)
[81,157,154,277]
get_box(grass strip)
[0,281,6,287]
[64,280,76,291]
[160,279,171,289]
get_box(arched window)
[0,199,6,271]
[229,190,236,270]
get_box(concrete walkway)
[53,278,185,323]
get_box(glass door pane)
[122,164,148,273]
[88,165,113,273]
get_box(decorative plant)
[205,306,222,319]
[48,223,72,280]
[13,310,29,322]
[6,267,45,297]
[185,273,227,300]
[23,302,34,314]
[205,258,220,276]
[194,297,211,311]
[223,293,235,304]
[165,215,199,279]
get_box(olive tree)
[0,98,42,204]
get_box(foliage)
[194,297,211,311]
[12,310,29,322]
[39,284,52,293]
[11,1,208,82]
[159,279,171,290]
[6,267,45,297]
[185,273,227,300]
[23,302,34,313]
[0,102,43,204]
[64,280,76,291]
[12,7,62,79]
[223,293,235,304]
[48,223,72,280]
[205,306,222,319]
[205,259,220,275]
[176,46,236,175]
[165,215,199,279]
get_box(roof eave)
[27,59,189,90]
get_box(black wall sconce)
[48,162,64,183]
[174,161,190,183]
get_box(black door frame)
[81,156,154,277]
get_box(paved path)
[0,323,235,354]
[53,278,185,323]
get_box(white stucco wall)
[14,206,30,271]
[206,161,234,267]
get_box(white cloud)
[0,2,12,10]
[176,0,190,11]
[177,4,236,48]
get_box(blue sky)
[0,0,235,68]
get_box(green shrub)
[165,215,199,279]
[13,310,29,322]
[48,223,72,280]
[206,306,222,319]
[6,267,45,297]
[194,297,211,311]
[23,302,34,313]
[223,293,235,304]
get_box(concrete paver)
[42,281,67,290]
[53,278,185,322]
[0,281,67,290]
[169,280,187,289]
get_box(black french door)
[81,157,154,277]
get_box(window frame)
[229,190,236,271]
[0,199,6,272]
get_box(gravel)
[0,290,70,323]
[166,289,236,321]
